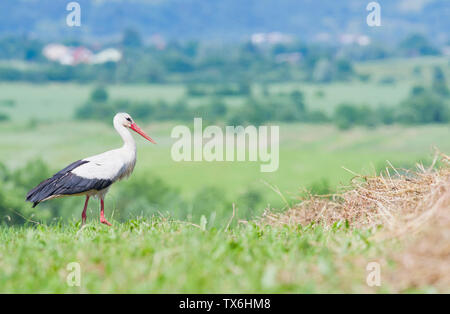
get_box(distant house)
[72,47,93,65]
[42,44,122,66]
[91,48,122,64]
[42,44,71,64]
[339,34,371,46]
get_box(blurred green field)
[1,120,448,209]
[1,56,448,120]
[0,83,185,122]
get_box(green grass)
[0,218,394,293]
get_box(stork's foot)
[99,199,112,226]
[100,217,112,226]
[81,214,87,226]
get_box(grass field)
[0,218,390,293]
[1,159,447,293]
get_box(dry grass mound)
[262,153,449,233]
[261,152,449,292]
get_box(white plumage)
[72,149,136,181]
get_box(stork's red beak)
[130,123,156,144]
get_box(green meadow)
[0,119,448,200]
[0,218,392,293]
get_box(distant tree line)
[332,67,449,129]
[75,69,449,129]
[75,86,329,126]
[0,32,443,84]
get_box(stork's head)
[114,113,156,144]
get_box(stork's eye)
[126,117,132,122]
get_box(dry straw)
[261,152,449,233]
[260,151,449,291]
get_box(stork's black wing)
[26,160,112,208]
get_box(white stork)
[26,113,156,226]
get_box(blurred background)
[0,0,449,227]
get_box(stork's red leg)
[100,198,112,226]
[81,196,89,225]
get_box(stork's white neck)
[114,120,136,152]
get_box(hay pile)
[262,153,449,233]
[261,152,450,291]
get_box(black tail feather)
[26,160,88,206]
[26,160,113,207]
